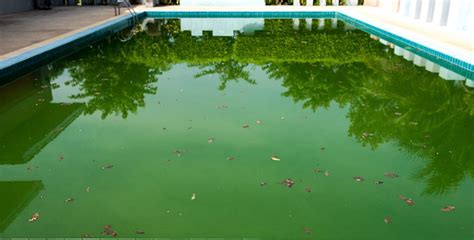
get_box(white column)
[320,0,326,6]
[408,0,422,19]
[293,18,300,30]
[394,46,404,56]
[413,55,427,66]
[419,0,435,22]
[318,18,325,30]
[399,0,411,16]
[333,0,339,6]
[432,0,450,26]
[293,0,300,6]
[466,79,474,87]
[307,0,313,6]
[306,18,312,30]
[425,60,440,72]
[379,39,389,45]
[439,68,465,80]
[403,50,415,61]
[331,18,338,29]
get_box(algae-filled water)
[0,18,473,239]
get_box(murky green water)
[0,18,473,239]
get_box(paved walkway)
[0,5,472,64]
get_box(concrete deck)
[0,5,472,65]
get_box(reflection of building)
[180,18,264,36]
[0,72,83,233]
[180,0,265,6]
[0,181,44,232]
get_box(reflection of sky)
[51,69,87,104]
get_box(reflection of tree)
[193,60,256,90]
[265,50,474,195]
[64,43,159,119]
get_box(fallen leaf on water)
[227,156,235,161]
[65,197,75,203]
[441,205,455,212]
[86,187,91,192]
[375,181,384,184]
[320,147,325,151]
[405,198,415,206]
[28,213,40,222]
[384,216,392,224]
[102,225,118,237]
[281,116,285,120]
[384,172,399,178]
[303,227,312,234]
[136,230,145,234]
[102,165,114,170]
[353,176,364,182]
[208,138,215,143]
[313,168,323,173]
[260,181,267,187]
[191,193,196,200]
[282,178,295,188]
[59,155,64,161]
[242,124,249,128]
[305,187,312,192]
[82,233,92,238]
[271,156,281,161]
[256,120,262,124]
[324,171,330,176]
[399,195,407,200]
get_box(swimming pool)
[0,16,473,239]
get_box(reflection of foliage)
[194,60,256,90]
[63,43,159,119]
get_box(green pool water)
[0,18,473,239]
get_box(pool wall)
[0,10,472,83]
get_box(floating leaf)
[375,181,384,185]
[305,187,312,192]
[102,165,114,170]
[102,225,118,237]
[242,124,249,128]
[208,138,215,143]
[282,178,295,188]
[384,216,392,224]
[353,176,364,182]
[65,197,75,203]
[136,230,145,234]
[28,213,40,222]
[260,181,267,187]
[441,205,455,212]
[324,171,330,176]
[384,172,399,178]
[271,156,281,161]
[303,227,312,234]
[86,187,91,192]
[191,193,196,200]
[405,198,415,206]
[256,120,262,125]
[227,156,235,161]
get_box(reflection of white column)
[320,0,326,6]
[307,0,313,6]
[399,0,411,16]
[293,0,300,6]
[432,0,450,26]
[293,18,300,30]
[318,18,325,30]
[394,46,404,56]
[403,50,415,61]
[413,55,427,66]
[306,18,312,30]
[419,0,435,22]
[344,23,356,30]
[333,0,339,5]
[331,18,338,29]
[439,68,465,80]
[380,39,389,45]
[408,0,422,19]
[425,61,440,72]
[466,79,474,87]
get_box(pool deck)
[0,5,473,68]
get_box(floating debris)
[102,165,114,170]
[191,193,196,200]
[441,205,455,212]
[86,187,91,192]
[305,187,312,193]
[353,176,364,182]
[405,198,415,206]
[384,216,392,224]
[280,116,285,120]
[399,195,407,200]
[260,181,267,187]
[173,150,182,157]
[81,233,92,238]
[375,181,384,185]
[216,104,228,109]
[271,155,281,161]
[208,138,215,144]
[227,156,235,161]
[384,172,399,178]
[256,120,262,125]
[242,124,249,128]
[303,227,312,234]
[28,213,40,222]
[320,147,325,151]
[282,178,295,188]
[136,230,145,234]
[313,168,323,173]
[102,225,118,237]
[65,197,75,203]
[324,171,330,176]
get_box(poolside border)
[0,10,472,81]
